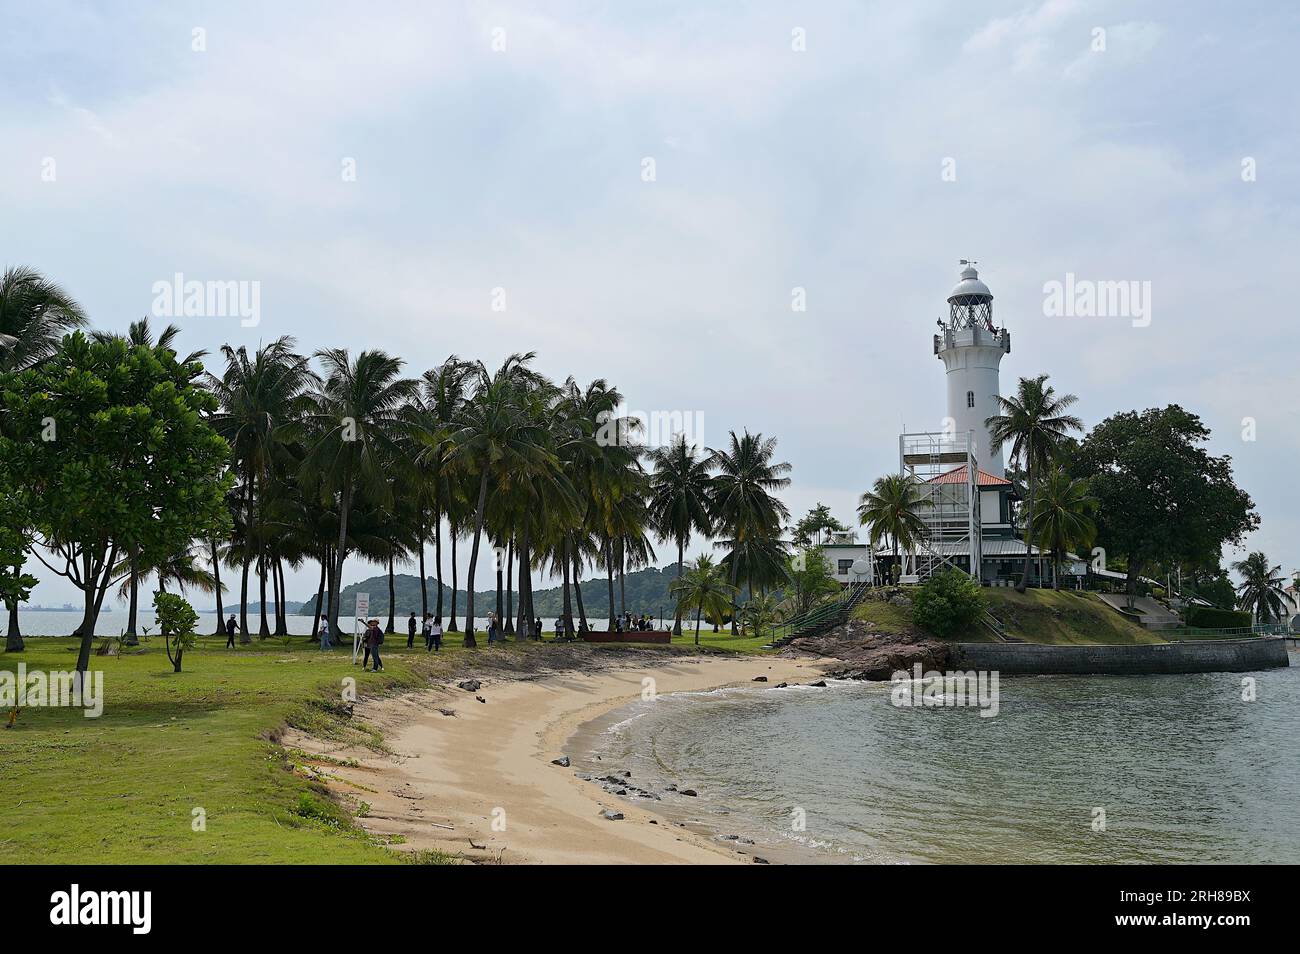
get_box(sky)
[3,0,1299,607]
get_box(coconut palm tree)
[1031,468,1097,589]
[207,338,317,639]
[669,554,738,646]
[416,357,473,627]
[985,374,1083,592]
[301,349,419,641]
[0,266,86,649]
[738,591,786,642]
[0,265,87,371]
[710,431,792,631]
[443,353,553,647]
[1231,552,1288,625]
[857,474,930,583]
[646,436,715,635]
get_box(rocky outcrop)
[786,617,953,681]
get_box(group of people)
[224,605,661,658]
[405,613,444,651]
[613,612,656,633]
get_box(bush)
[911,570,986,637]
[1185,605,1253,629]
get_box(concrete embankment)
[952,638,1290,675]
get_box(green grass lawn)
[851,587,1163,645]
[0,635,466,863]
[0,626,767,863]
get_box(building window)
[966,390,975,408]
[838,559,854,575]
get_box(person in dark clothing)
[533,618,542,641]
[365,619,384,671]
[407,612,417,648]
[225,614,237,648]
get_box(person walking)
[225,614,237,648]
[358,618,372,668]
[365,619,384,672]
[487,613,499,644]
[430,616,443,652]
[421,612,433,650]
[318,614,331,650]
[406,612,417,649]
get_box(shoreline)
[285,651,826,863]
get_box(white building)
[821,263,1061,586]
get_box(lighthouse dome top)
[948,262,993,302]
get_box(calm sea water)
[580,662,1300,863]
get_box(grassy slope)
[852,588,1164,645]
[0,627,760,863]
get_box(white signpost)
[352,592,370,664]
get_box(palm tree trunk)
[505,537,514,635]
[694,602,702,646]
[270,556,282,634]
[463,470,490,648]
[276,557,289,635]
[516,522,532,639]
[448,521,459,631]
[328,484,353,642]
[419,518,429,620]
[312,554,327,640]
[495,539,505,629]
[573,549,589,632]
[239,553,251,643]
[672,539,684,635]
[606,540,616,630]
[561,540,574,636]
[385,554,396,634]
[728,551,741,634]
[434,506,444,624]
[123,549,140,646]
[1018,455,1034,593]
[619,545,627,618]
[258,553,271,638]
[210,539,225,637]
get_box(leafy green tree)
[1073,406,1258,607]
[0,491,37,652]
[1,266,87,646]
[911,569,986,636]
[0,332,231,678]
[646,435,715,635]
[857,474,930,575]
[1031,468,1097,589]
[786,548,841,615]
[154,591,199,673]
[669,554,738,646]
[985,374,1083,592]
[1231,552,1287,624]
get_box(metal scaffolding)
[898,430,982,583]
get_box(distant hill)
[292,566,684,620]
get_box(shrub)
[153,591,199,672]
[1185,605,1254,629]
[911,569,986,637]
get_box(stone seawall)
[952,638,1290,675]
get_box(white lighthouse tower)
[934,261,1011,477]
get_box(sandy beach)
[285,651,823,863]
